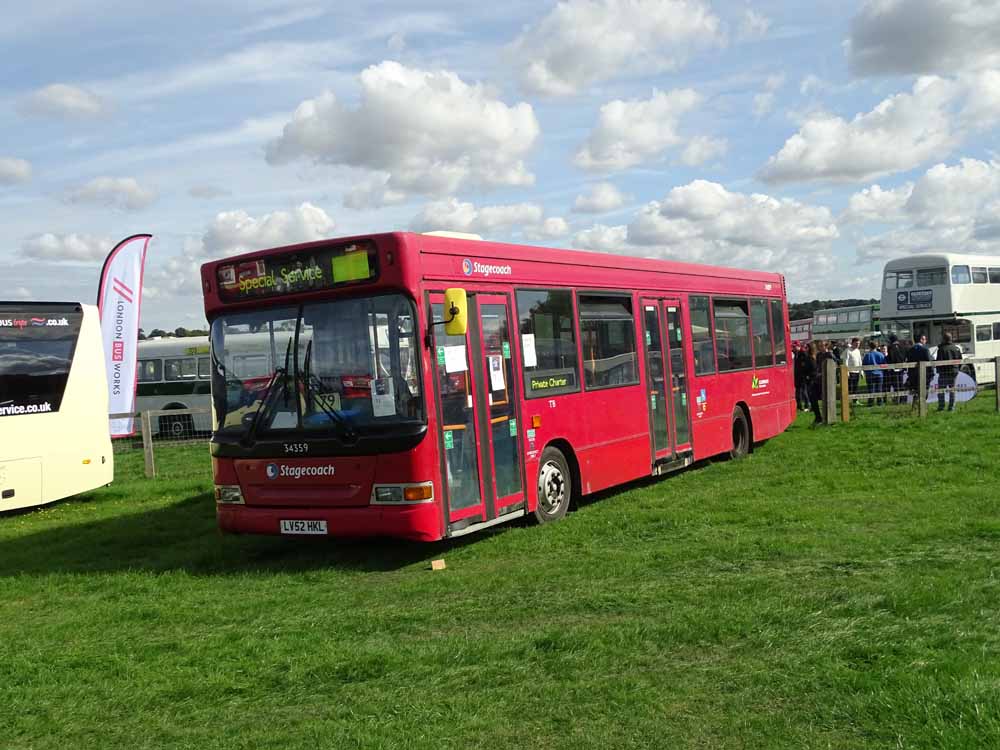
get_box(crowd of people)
[792,333,965,425]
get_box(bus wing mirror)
[444,288,468,337]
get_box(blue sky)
[2,0,999,329]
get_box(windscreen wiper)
[244,338,293,444]
[299,339,357,441]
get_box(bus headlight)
[371,483,434,504]
[215,485,245,504]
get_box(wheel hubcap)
[538,461,566,514]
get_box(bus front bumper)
[216,502,442,542]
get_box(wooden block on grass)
[431,559,446,571]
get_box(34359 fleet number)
[283,442,309,454]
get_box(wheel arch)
[734,401,753,453]
[544,438,582,502]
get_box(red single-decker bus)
[201,232,794,541]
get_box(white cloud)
[524,217,571,240]
[149,202,337,298]
[738,8,771,41]
[752,74,785,118]
[759,76,958,184]
[841,183,914,224]
[202,202,335,258]
[411,198,543,235]
[847,0,1000,77]
[800,74,826,96]
[574,89,703,172]
[21,233,111,262]
[760,74,1000,184]
[266,61,539,198]
[572,182,626,213]
[12,286,32,300]
[18,83,109,119]
[680,135,728,166]
[342,174,407,210]
[510,0,722,96]
[845,159,1000,262]
[65,176,157,211]
[0,157,32,184]
[572,223,628,251]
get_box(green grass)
[2,400,1000,749]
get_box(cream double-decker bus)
[881,253,1000,383]
[0,302,113,511]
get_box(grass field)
[2,400,999,749]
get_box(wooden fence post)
[141,411,156,478]
[918,362,929,418]
[824,358,837,424]
[995,356,1000,413]
[840,365,850,423]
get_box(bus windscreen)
[0,304,83,417]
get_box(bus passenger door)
[429,294,486,526]
[475,294,525,513]
[663,301,692,454]
[641,299,672,462]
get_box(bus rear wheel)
[535,446,572,524]
[730,408,750,460]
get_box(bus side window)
[138,359,162,382]
[165,357,198,380]
[197,357,211,379]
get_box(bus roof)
[883,252,1000,270]
[201,231,785,302]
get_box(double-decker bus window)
[713,300,752,371]
[516,289,579,398]
[771,299,786,364]
[990,268,1000,284]
[972,267,989,284]
[690,296,715,375]
[976,325,992,342]
[952,265,972,284]
[138,359,161,382]
[884,270,914,289]
[0,310,82,414]
[942,320,972,345]
[579,294,638,389]
[750,299,773,367]
[165,357,198,380]
[993,322,1000,340]
[917,267,947,286]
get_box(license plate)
[279,519,327,535]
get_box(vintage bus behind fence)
[137,336,212,436]
[201,232,794,541]
[881,253,1000,383]
[0,302,113,511]
[811,303,880,342]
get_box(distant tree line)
[787,299,878,322]
[138,327,209,340]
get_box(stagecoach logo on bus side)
[461,258,513,278]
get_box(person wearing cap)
[935,332,963,412]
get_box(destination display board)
[216,240,378,302]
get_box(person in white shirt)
[844,337,863,394]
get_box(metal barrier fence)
[820,357,1000,423]
[110,408,212,478]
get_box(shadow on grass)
[0,492,488,577]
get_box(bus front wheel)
[730,408,750,460]
[535,446,572,523]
